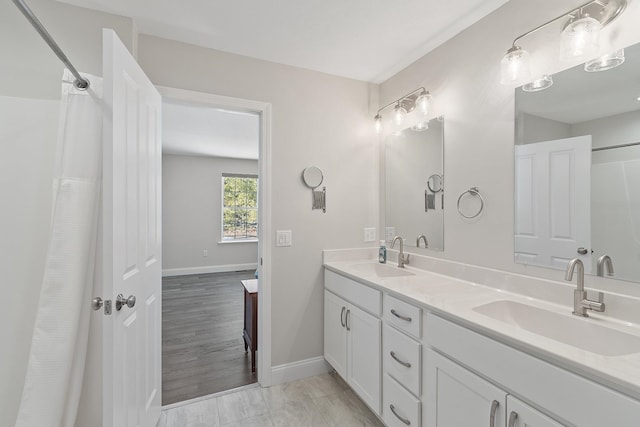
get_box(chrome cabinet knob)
[116,294,136,311]
[577,247,589,255]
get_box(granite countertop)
[323,256,640,401]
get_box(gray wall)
[379,0,640,284]
[162,154,259,274]
[0,1,134,425]
[138,35,379,367]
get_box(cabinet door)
[426,349,506,427]
[347,304,382,415]
[324,290,347,378]
[507,396,565,427]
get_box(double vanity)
[323,249,640,427]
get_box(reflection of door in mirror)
[514,41,640,283]
[515,136,592,272]
[385,117,444,251]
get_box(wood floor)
[158,372,385,427]
[163,270,258,405]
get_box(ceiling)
[517,42,640,124]
[58,0,509,83]
[162,101,259,160]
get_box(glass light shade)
[393,104,407,126]
[522,75,554,92]
[374,114,382,134]
[415,92,432,115]
[560,14,601,60]
[584,49,625,72]
[500,47,532,86]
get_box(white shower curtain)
[16,70,103,427]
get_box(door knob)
[116,294,136,311]
[92,297,103,311]
[577,247,589,255]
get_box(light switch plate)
[385,227,395,242]
[276,230,292,247]
[363,227,376,242]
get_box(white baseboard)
[270,356,331,386]
[162,263,258,277]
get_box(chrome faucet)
[565,258,605,317]
[416,234,428,248]
[597,255,614,277]
[391,236,410,268]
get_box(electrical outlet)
[363,227,376,242]
[385,227,395,242]
[203,249,208,257]
[276,230,292,247]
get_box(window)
[222,174,258,241]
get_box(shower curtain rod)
[12,0,90,89]
[592,141,640,152]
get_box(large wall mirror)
[514,41,640,283]
[385,116,444,252]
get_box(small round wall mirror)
[302,166,324,189]
[427,174,443,193]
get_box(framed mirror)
[385,116,444,252]
[514,41,640,283]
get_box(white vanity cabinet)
[324,270,381,415]
[426,349,560,427]
[506,396,564,427]
[382,295,423,426]
[426,349,506,427]
[426,313,640,427]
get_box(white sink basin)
[473,300,640,357]
[350,262,415,278]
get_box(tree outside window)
[222,174,258,241]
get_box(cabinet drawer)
[384,294,422,338]
[383,324,421,397]
[325,269,381,316]
[383,374,421,427]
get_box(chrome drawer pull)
[390,309,412,322]
[340,306,346,327]
[489,400,499,427]
[390,351,411,368]
[508,411,518,427]
[389,404,411,425]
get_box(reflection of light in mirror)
[585,49,625,72]
[412,120,429,131]
[560,14,601,60]
[522,75,553,92]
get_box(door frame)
[157,86,273,388]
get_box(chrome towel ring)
[457,187,484,219]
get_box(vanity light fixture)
[560,12,601,60]
[393,102,407,125]
[373,87,432,134]
[500,0,626,87]
[584,49,625,72]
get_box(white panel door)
[347,304,381,415]
[324,290,347,379]
[507,395,564,427]
[515,136,592,272]
[103,29,162,427]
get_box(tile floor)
[158,372,384,427]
